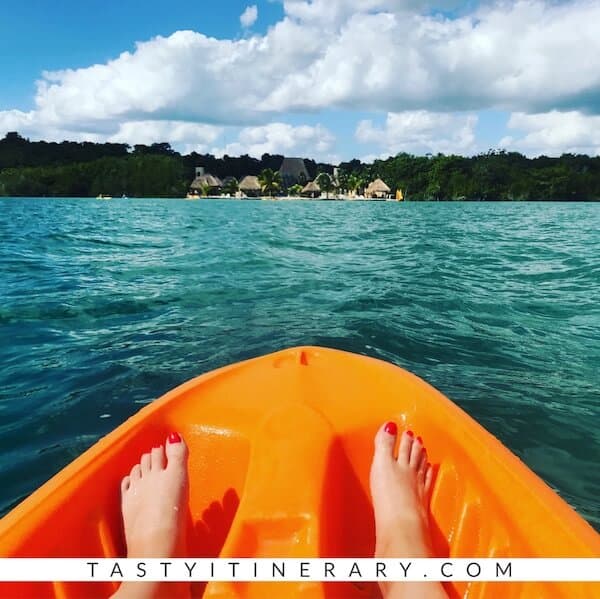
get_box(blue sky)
[1,1,599,161]
[0,1,283,109]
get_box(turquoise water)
[1,198,599,531]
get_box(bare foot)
[112,432,189,599]
[370,422,446,599]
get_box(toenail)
[168,432,182,444]
[406,430,414,437]
[417,436,423,443]
[384,421,397,435]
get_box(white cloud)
[240,5,258,28]
[0,110,35,133]
[500,111,600,156]
[8,1,600,125]
[356,110,478,155]
[108,120,222,148]
[0,110,222,151]
[212,122,335,159]
[263,0,600,115]
[1,0,599,157]
[281,0,469,25]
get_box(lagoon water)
[0,198,599,530]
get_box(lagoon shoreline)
[2,134,600,202]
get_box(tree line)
[0,132,599,200]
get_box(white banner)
[0,558,599,582]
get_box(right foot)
[370,422,446,599]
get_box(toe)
[165,432,188,468]
[409,435,425,469]
[417,456,427,486]
[398,429,414,465]
[374,421,398,462]
[151,445,166,470]
[140,452,151,475]
[130,464,142,480]
[424,463,434,495]
[121,476,131,495]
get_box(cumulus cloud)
[356,110,478,155]
[500,111,600,156]
[0,110,222,150]
[8,1,600,123]
[0,0,599,156]
[281,0,470,25]
[264,0,600,115]
[240,5,258,28]
[108,120,223,154]
[212,122,336,159]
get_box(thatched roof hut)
[239,175,262,197]
[365,178,391,199]
[190,173,223,193]
[301,180,321,198]
[279,157,310,188]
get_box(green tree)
[258,168,282,197]
[347,174,360,197]
[336,169,349,194]
[2,131,600,201]
[222,178,239,196]
[316,172,335,199]
[288,183,303,196]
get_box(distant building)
[365,178,391,199]
[190,170,223,196]
[278,157,309,189]
[239,175,262,198]
[333,167,340,186]
[301,180,321,198]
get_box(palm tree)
[222,178,239,197]
[356,175,368,196]
[258,168,282,198]
[200,182,212,198]
[336,169,350,195]
[316,172,335,199]
[347,173,360,197]
[288,183,303,197]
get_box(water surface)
[1,198,599,530]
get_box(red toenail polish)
[168,432,182,444]
[417,436,423,443]
[384,421,397,435]
[406,430,414,437]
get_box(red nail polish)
[168,432,182,444]
[417,436,423,444]
[384,421,397,435]
[406,430,414,437]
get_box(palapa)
[239,176,261,192]
[301,180,321,198]
[365,178,391,199]
[190,174,223,190]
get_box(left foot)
[112,432,189,599]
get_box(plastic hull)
[1,347,598,598]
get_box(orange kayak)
[0,346,598,598]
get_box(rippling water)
[1,198,599,530]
